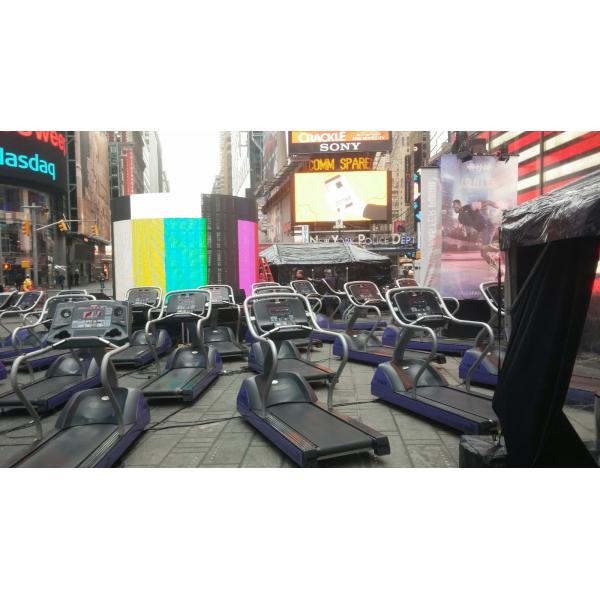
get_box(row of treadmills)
[0,275,593,467]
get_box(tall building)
[230,131,251,197]
[106,131,146,199]
[143,131,164,193]
[212,132,232,195]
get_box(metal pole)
[31,208,38,286]
[0,224,4,288]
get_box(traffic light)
[22,220,32,236]
[91,224,99,236]
[413,196,421,224]
[2,263,11,271]
[57,220,69,232]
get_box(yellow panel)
[131,219,166,290]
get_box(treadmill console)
[253,298,309,339]
[290,280,317,296]
[47,300,130,346]
[348,282,381,303]
[165,291,208,316]
[127,287,160,307]
[200,286,232,304]
[396,278,418,287]
[17,291,42,310]
[255,286,294,295]
[392,290,447,326]
[44,294,94,322]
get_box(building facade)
[107,131,146,198]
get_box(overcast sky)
[158,131,221,201]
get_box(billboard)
[0,131,68,193]
[294,171,390,224]
[289,131,392,154]
[111,193,208,298]
[440,155,518,299]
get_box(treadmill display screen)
[72,305,113,329]
[175,296,198,312]
[396,278,418,287]
[266,303,296,326]
[396,292,442,319]
[130,289,158,306]
[350,283,379,302]
[204,287,230,303]
[291,281,315,295]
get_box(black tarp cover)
[501,169,600,249]
[260,243,391,266]
[493,169,600,467]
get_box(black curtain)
[493,236,599,467]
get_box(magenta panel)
[237,219,258,295]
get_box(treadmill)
[0,291,19,311]
[252,282,281,292]
[246,285,321,350]
[236,291,390,467]
[142,289,222,402]
[3,293,97,371]
[0,295,102,413]
[4,299,150,467]
[381,279,462,348]
[247,290,339,385]
[291,279,385,343]
[332,281,446,366]
[0,291,45,361]
[198,284,248,359]
[112,287,172,369]
[459,282,600,404]
[371,286,498,434]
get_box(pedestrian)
[73,267,80,286]
[99,271,106,292]
[22,274,33,292]
[295,269,306,280]
[57,272,65,290]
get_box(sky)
[158,131,221,200]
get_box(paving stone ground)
[0,315,596,467]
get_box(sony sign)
[289,131,392,155]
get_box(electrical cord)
[146,415,241,433]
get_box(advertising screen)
[0,131,68,192]
[237,219,258,296]
[294,171,389,223]
[440,155,518,299]
[289,131,392,154]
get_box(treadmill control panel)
[396,278,418,287]
[253,298,309,339]
[200,286,231,303]
[348,282,383,304]
[290,280,317,296]
[47,300,130,346]
[255,286,294,295]
[128,287,160,307]
[393,290,447,326]
[17,291,42,310]
[165,291,208,316]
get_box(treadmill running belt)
[0,375,87,408]
[268,403,370,453]
[416,386,497,421]
[276,359,332,381]
[209,341,246,356]
[144,368,209,393]
[15,425,117,468]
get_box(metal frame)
[10,336,130,441]
[243,291,348,413]
[144,289,213,376]
[198,284,242,341]
[385,286,494,392]
[0,291,45,340]
[251,281,281,292]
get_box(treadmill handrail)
[144,289,213,376]
[386,286,495,391]
[0,291,45,337]
[243,292,349,410]
[480,281,504,316]
[9,336,121,441]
